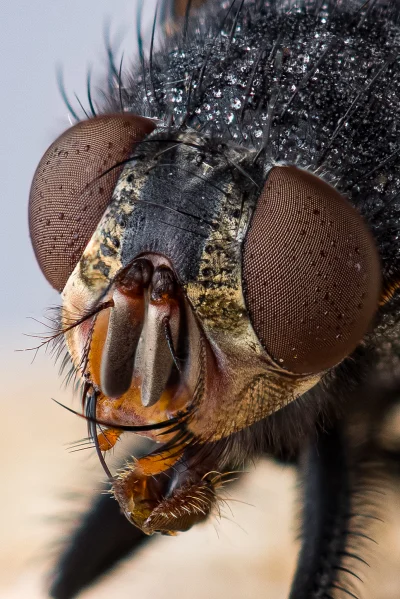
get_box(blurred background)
[1,1,400,598]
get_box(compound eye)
[29,114,155,291]
[242,166,381,374]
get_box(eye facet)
[242,166,381,374]
[29,114,155,291]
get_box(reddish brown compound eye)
[242,166,381,374]
[29,114,156,291]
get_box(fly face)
[29,110,381,534]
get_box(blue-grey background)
[1,0,158,337]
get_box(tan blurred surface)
[1,344,400,599]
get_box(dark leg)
[289,422,379,599]
[49,487,149,599]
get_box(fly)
[27,1,400,597]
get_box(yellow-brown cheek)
[95,380,189,442]
[63,301,111,386]
[86,309,110,387]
